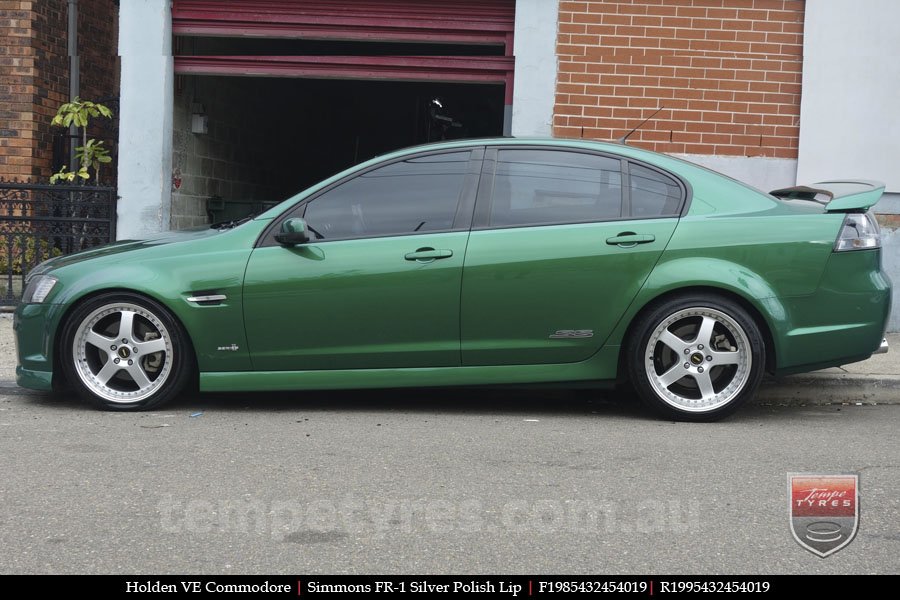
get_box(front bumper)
[13,302,62,391]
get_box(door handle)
[605,233,656,247]
[404,248,454,261]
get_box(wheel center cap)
[690,352,704,365]
[117,347,131,359]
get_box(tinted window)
[489,150,623,227]
[303,152,469,239]
[629,163,682,217]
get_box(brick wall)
[0,0,38,180]
[554,0,804,158]
[0,0,118,182]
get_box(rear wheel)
[61,293,192,411]
[626,295,765,421]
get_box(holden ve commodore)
[14,138,891,421]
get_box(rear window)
[629,163,683,217]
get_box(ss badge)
[549,329,594,339]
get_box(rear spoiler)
[770,180,885,212]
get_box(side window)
[629,163,683,217]
[489,150,623,227]
[302,152,470,240]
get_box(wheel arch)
[52,287,199,389]
[615,285,778,383]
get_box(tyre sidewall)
[627,295,765,422]
[60,292,192,411]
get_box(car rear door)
[460,147,682,366]
[243,148,482,370]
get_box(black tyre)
[626,294,765,421]
[60,292,193,411]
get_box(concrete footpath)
[1,312,897,405]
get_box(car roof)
[387,136,668,163]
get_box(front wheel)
[60,293,193,411]
[626,295,765,421]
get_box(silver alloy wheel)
[644,307,751,412]
[71,302,174,403]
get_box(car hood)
[28,227,223,279]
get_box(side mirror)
[275,217,311,246]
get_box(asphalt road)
[0,386,897,575]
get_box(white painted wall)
[116,0,174,240]
[511,0,558,137]
[672,154,797,192]
[797,0,900,192]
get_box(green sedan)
[14,138,891,420]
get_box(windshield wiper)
[211,213,256,230]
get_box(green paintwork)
[13,138,891,395]
[460,219,677,364]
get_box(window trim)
[256,147,484,247]
[471,145,691,231]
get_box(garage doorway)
[169,0,515,228]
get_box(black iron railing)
[1,180,117,306]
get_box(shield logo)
[788,473,859,557]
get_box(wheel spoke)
[693,371,716,402]
[117,310,136,340]
[126,363,152,389]
[94,359,121,385]
[657,364,687,388]
[695,315,716,346]
[709,349,740,365]
[136,338,167,354]
[657,329,686,353]
[85,330,114,350]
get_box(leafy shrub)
[0,236,62,275]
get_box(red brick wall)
[0,0,39,180]
[0,0,118,182]
[554,0,804,158]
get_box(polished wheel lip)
[71,302,173,404]
[644,306,751,413]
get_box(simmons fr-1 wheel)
[626,295,765,421]
[60,293,192,411]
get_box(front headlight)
[21,275,58,304]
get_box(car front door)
[461,148,683,365]
[243,149,481,370]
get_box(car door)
[460,147,683,365]
[243,149,482,371]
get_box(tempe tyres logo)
[788,473,859,557]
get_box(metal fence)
[1,180,117,306]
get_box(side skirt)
[200,346,621,392]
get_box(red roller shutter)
[172,0,515,49]
[172,0,516,103]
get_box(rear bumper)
[774,249,891,375]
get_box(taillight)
[834,211,881,252]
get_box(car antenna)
[617,106,665,145]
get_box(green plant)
[0,236,63,275]
[50,97,113,184]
